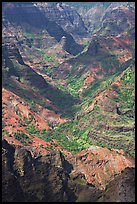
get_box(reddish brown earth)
[52,30,134,95]
[2,88,66,132]
[112,35,133,63]
[81,67,130,114]
[2,3,135,201]
[68,146,135,190]
[2,87,69,156]
[22,43,72,72]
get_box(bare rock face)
[96,2,135,37]
[2,140,135,202]
[34,2,89,39]
[2,140,75,202]
[2,140,25,202]
[83,2,135,37]
[100,167,135,202]
[68,146,135,190]
[2,2,84,56]
[83,4,105,34]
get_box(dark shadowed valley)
[2,2,135,202]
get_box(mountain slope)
[2,140,135,202]
[2,1,135,156]
[82,2,135,36]
[2,40,80,155]
[38,2,135,157]
[2,42,79,117]
[2,2,135,202]
[2,2,84,56]
[35,2,89,40]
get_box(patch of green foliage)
[2,129,9,137]
[24,29,43,39]
[24,30,35,38]
[14,132,30,145]
[25,124,39,135]
[23,115,33,125]
[82,72,118,98]
[112,67,135,110]
[35,48,56,62]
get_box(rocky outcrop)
[100,167,135,202]
[83,4,105,34]
[2,140,135,202]
[2,2,84,56]
[96,2,135,37]
[83,2,135,37]
[35,2,89,40]
[2,140,100,202]
[68,146,134,190]
[2,139,70,202]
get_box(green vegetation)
[35,48,56,62]
[24,29,43,39]
[25,124,38,135]
[112,67,135,110]
[3,29,135,158]
[21,63,135,157]
[73,177,87,185]
[24,116,33,125]
[14,132,30,145]
[25,121,91,153]
[2,129,9,137]
[24,30,35,38]
[82,72,118,98]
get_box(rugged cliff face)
[2,140,135,202]
[98,2,135,37]
[83,4,105,34]
[82,2,135,36]
[2,140,100,202]
[2,40,79,116]
[2,2,84,56]
[34,2,89,40]
[100,167,135,202]
[2,2,135,202]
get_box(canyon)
[2,2,135,202]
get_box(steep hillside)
[83,2,135,35]
[2,37,78,155]
[97,2,135,37]
[83,4,106,34]
[2,1,135,156]
[51,30,134,89]
[2,39,80,155]
[2,2,135,202]
[100,167,135,202]
[2,2,84,62]
[39,2,135,157]
[2,41,79,117]
[2,140,135,202]
[35,2,89,40]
